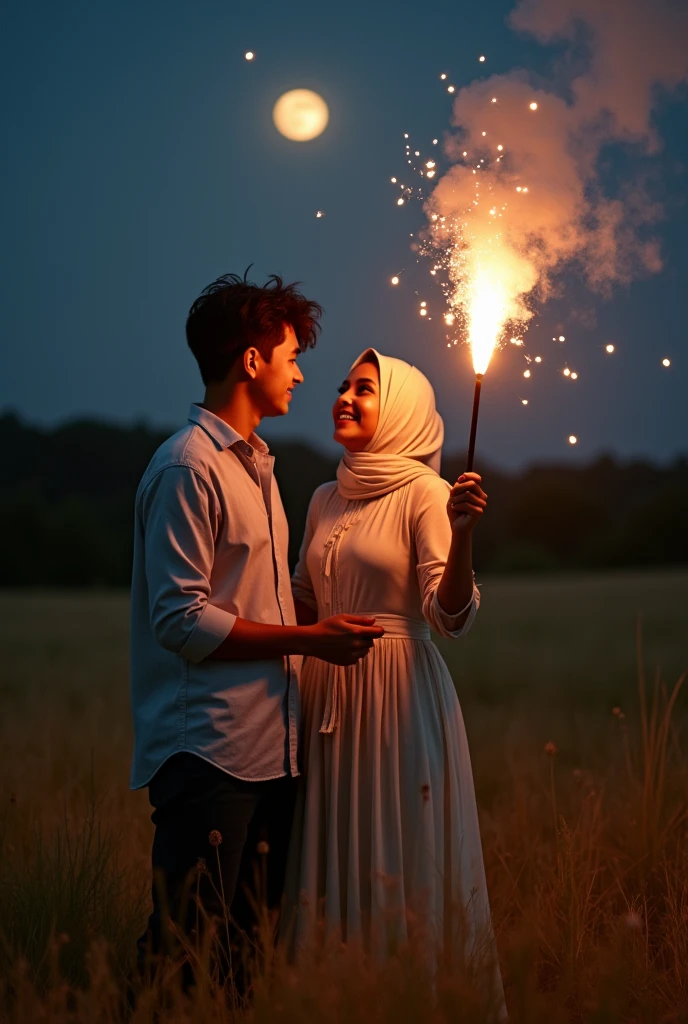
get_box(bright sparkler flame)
[466,266,512,374]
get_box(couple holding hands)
[130,271,504,1011]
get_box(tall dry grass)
[1,583,687,1021]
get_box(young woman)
[285,348,505,1011]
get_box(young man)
[130,272,383,978]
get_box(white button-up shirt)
[129,404,300,789]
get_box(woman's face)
[332,360,380,452]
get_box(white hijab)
[336,348,444,501]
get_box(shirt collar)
[188,404,269,455]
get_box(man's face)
[251,324,304,417]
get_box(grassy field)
[1,571,687,1022]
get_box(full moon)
[272,89,329,141]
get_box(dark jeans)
[137,752,297,985]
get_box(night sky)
[1,0,686,469]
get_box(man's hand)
[302,615,385,665]
[447,472,488,534]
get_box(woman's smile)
[332,360,380,451]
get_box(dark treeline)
[1,411,687,586]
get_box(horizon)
[3,405,686,474]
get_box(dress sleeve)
[291,489,320,612]
[413,477,481,639]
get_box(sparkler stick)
[465,373,483,472]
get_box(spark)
[426,170,435,178]
[397,198,405,206]
[426,161,436,169]
[420,301,427,307]
[510,337,524,346]
[432,138,438,145]
[462,150,468,157]
[244,51,254,60]
[534,356,542,363]
[563,367,571,376]
[568,435,578,445]
[420,309,428,317]
[523,369,531,378]
[571,372,578,379]
[521,399,528,405]
[662,358,671,367]
[482,131,487,136]
[391,177,397,183]
[529,101,538,111]
[516,187,522,192]
[440,73,447,80]
[391,276,399,285]
[491,97,497,103]
[316,210,325,218]
[414,150,420,156]
[497,144,503,151]
[479,55,486,62]
[404,133,409,139]
[558,335,566,342]
[605,343,615,353]
[447,85,455,93]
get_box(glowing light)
[391,276,399,285]
[315,210,324,218]
[521,399,528,405]
[244,51,254,61]
[445,313,455,325]
[420,308,428,317]
[563,368,571,376]
[662,358,671,367]
[571,372,578,379]
[426,161,436,169]
[440,73,447,80]
[510,338,524,346]
[482,131,487,136]
[391,177,397,183]
[397,198,405,206]
[558,335,566,342]
[491,97,497,103]
[534,356,542,363]
[516,186,522,192]
[605,343,615,353]
[447,85,455,93]
[523,369,531,378]
[420,301,427,307]
[529,101,538,111]
[426,170,436,178]
[479,55,486,62]
[273,89,329,141]
[568,435,578,445]
[432,139,438,144]
[463,150,468,157]
[497,144,503,151]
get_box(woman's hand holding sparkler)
[447,472,488,534]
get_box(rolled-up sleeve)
[139,465,236,662]
[413,476,481,639]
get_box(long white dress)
[285,471,505,1009]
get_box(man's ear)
[243,347,260,379]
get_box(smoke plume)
[426,0,688,342]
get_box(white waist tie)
[319,613,431,734]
